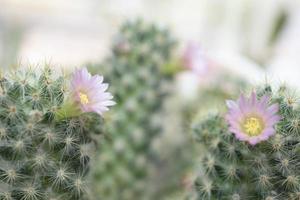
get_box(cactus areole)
[193,86,300,200]
[0,67,114,200]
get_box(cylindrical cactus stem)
[89,19,177,199]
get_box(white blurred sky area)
[0,0,300,87]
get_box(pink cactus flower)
[226,92,280,145]
[183,42,211,76]
[71,68,115,116]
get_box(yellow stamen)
[243,117,264,136]
[79,92,89,104]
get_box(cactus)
[89,19,177,199]
[0,67,113,200]
[192,85,300,200]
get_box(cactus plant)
[0,67,114,200]
[192,84,300,200]
[89,19,177,199]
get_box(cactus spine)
[90,19,176,199]
[0,67,105,200]
[192,85,300,200]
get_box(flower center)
[79,92,89,104]
[243,117,264,136]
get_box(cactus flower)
[71,68,115,116]
[183,42,210,76]
[226,92,280,145]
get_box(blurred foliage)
[0,21,24,68]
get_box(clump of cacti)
[90,19,176,199]
[0,67,114,200]
[192,85,300,200]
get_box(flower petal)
[225,92,280,145]
[71,67,115,116]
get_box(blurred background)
[1,0,300,87]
